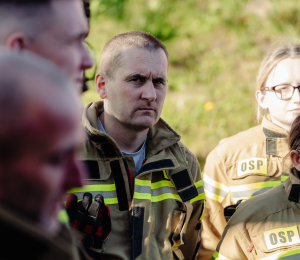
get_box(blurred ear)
[5,32,29,51]
[95,73,107,100]
[256,90,269,110]
[291,150,300,171]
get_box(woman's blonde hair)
[256,41,300,123]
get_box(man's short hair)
[0,0,54,43]
[100,31,169,79]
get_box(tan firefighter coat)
[213,168,300,260]
[69,101,205,260]
[199,117,291,260]
[0,204,88,260]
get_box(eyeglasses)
[261,84,300,100]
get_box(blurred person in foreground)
[214,114,300,259]
[200,44,300,259]
[0,0,93,92]
[67,31,205,260]
[0,50,89,260]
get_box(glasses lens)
[274,85,294,100]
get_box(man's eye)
[153,80,165,85]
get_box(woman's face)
[256,58,300,131]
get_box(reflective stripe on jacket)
[70,101,205,260]
[213,169,300,260]
[199,117,291,260]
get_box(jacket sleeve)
[178,145,205,260]
[197,149,231,260]
[212,223,250,260]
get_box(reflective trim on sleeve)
[260,248,300,260]
[230,181,281,204]
[281,175,289,182]
[211,251,231,260]
[134,179,204,203]
[67,184,118,205]
[57,209,69,223]
[203,174,229,203]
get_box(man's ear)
[291,150,300,171]
[95,73,108,99]
[256,90,269,110]
[5,32,29,51]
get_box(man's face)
[0,87,86,232]
[27,0,93,89]
[102,47,168,130]
[261,58,300,131]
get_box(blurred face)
[98,47,168,131]
[0,101,86,233]
[257,58,300,131]
[27,0,93,89]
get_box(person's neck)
[270,116,291,133]
[100,112,148,153]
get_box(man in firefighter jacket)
[69,31,205,260]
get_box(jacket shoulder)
[227,184,289,230]
[213,125,264,159]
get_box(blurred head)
[0,50,86,234]
[255,44,300,131]
[289,115,300,171]
[96,31,169,131]
[0,0,93,91]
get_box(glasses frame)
[261,84,300,101]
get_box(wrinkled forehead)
[118,47,168,77]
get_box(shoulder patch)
[237,157,268,177]
[264,226,300,250]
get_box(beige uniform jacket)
[70,101,205,260]
[0,204,88,260]
[213,168,300,260]
[199,118,291,260]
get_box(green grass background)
[83,0,300,164]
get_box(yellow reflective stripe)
[163,170,169,179]
[230,181,280,192]
[205,189,225,203]
[134,192,151,200]
[68,184,116,193]
[203,174,230,193]
[152,193,181,202]
[281,175,289,182]
[260,248,300,259]
[195,179,204,188]
[151,179,175,189]
[57,209,69,223]
[135,179,151,187]
[190,192,205,204]
[211,251,230,260]
[104,198,118,204]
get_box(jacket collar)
[261,117,289,157]
[82,101,181,160]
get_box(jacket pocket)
[170,201,193,260]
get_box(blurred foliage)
[83,0,300,161]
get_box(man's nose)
[141,81,156,102]
[81,44,93,70]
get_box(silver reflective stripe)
[151,186,178,196]
[204,181,228,198]
[134,185,151,194]
[231,186,273,199]
[197,185,204,194]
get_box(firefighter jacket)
[213,168,300,260]
[70,101,205,260]
[198,117,291,260]
[0,204,89,260]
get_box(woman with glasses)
[212,114,300,260]
[199,44,300,259]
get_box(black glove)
[66,193,111,259]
